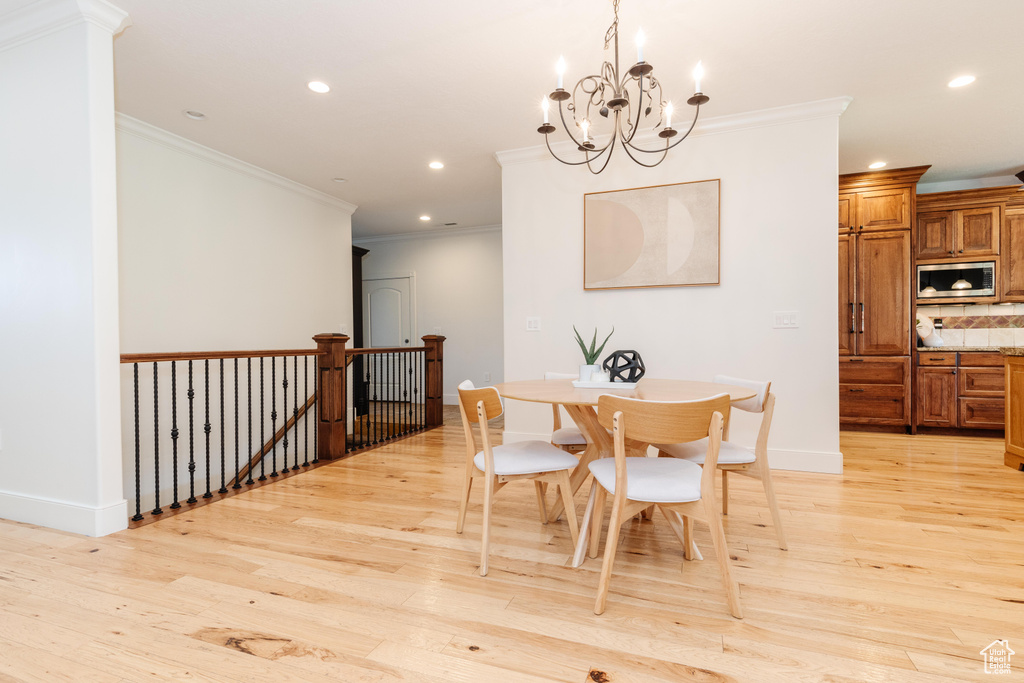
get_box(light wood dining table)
[493,378,757,522]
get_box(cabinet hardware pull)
[849,388,866,392]
[949,250,954,255]
[959,249,964,253]
[859,303,865,333]
[849,303,855,333]
[849,359,865,362]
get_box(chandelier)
[536,0,708,173]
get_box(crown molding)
[0,0,130,53]
[494,96,854,168]
[116,113,358,216]
[353,223,501,245]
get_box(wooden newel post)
[313,333,349,460]
[422,335,446,428]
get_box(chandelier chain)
[604,0,620,50]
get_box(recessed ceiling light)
[307,81,330,93]
[948,75,975,88]
[868,161,887,170]
[183,110,206,120]
[419,215,431,221]
[332,177,347,183]
[428,161,444,170]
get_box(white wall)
[115,116,354,514]
[0,0,130,536]
[918,175,1021,194]
[355,227,504,403]
[496,99,847,473]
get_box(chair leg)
[705,500,742,618]
[534,481,549,525]
[594,495,625,615]
[456,470,474,534]
[556,470,580,547]
[661,507,687,551]
[572,483,597,568]
[683,515,696,561]
[721,469,729,516]
[589,484,607,559]
[480,474,495,577]
[759,464,788,551]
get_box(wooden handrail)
[232,393,317,487]
[120,349,323,363]
[345,346,426,356]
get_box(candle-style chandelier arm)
[556,98,613,156]
[620,101,703,154]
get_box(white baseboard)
[501,431,843,474]
[443,393,458,405]
[0,490,128,537]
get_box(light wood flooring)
[0,424,1022,682]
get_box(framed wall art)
[583,179,720,290]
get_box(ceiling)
[108,0,1024,238]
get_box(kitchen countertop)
[917,346,1007,353]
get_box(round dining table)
[493,378,757,522]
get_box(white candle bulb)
[580,119,590,143]
[541,97,549,124]
[636,29,646,62]
[693,60,704,93]
[556,56,566,89]
[664,102,673,128]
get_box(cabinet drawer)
[840,384,908,424]
[918,352,956,367]
[959,351,1004,367]
[958,397,1005,429]
[839,357,910,384]
[958,367,1005,397]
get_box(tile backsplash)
[917,303,1024,348]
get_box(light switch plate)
[526,317,541,331]
[773,311,800,329]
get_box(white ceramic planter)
[579,364,600,382]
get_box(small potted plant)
[574,326,614,382]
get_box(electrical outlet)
[483,372,491,383]
[526,317,541,331]
[772,311,800,329]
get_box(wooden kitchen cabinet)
[1000,200,1024,301]
[914,351,1004,430]
[837,166,928,429]
[915,207,999,261]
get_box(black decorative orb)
[602,350,646,383]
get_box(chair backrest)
[713,374,770,413]
[456,380,503,467]
[598,393,728,502]
[597,393,731,445]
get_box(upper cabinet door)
[838,234,856,355]
[957,206,1000,257]
[857,231,911,356]
[1001,209,1024,301]
[916,211,954,260]
[838,194,855,231]
[856,188,912,231]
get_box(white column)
[0,0,130,535]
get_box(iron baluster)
[170,361,180,509]
[233,358,241,489]
[292,355,299,470]
[246,358,254,485]
[218,358,227,494]
[259,357,266,481]
[152,362,163,515]
[203,359,212,498]
[187,360,197,504]
[373,354,380,445]
[303,356,309,466]
[271,356,278,476]
[132,363,143,522]
[282,356,289,472]
[312,356,318,463]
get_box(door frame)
[362,272,418,348]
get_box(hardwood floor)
[1,426,1022,682]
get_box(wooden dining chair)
[655,375,787,550]
[455,380,580,576]
[573,393,742,618]
[544,371,588,453]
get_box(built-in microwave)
[916,261,995,299]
